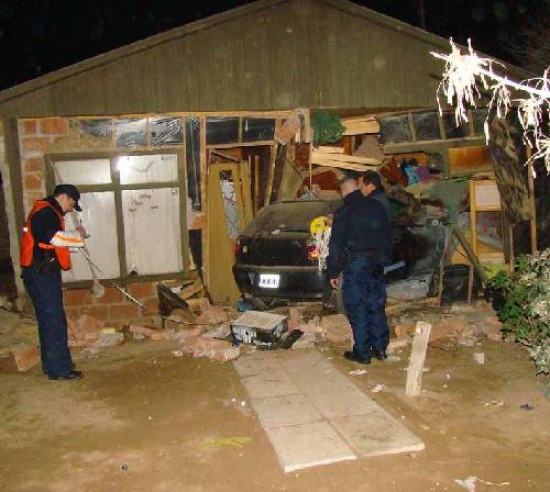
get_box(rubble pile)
[389,301,507,350]
[1,285,508,370]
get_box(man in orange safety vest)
[20,184,87,380]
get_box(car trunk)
[235,199,342,267]
[236,232,312,266]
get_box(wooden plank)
[342,119,380,135]
[310,160,373,172]
[405,321,432,397]
[200,116,208,288]
[311,149,381,166]
[177,279,204,300]
[253,155,260,213]
[316,146,345,154]
[310,159,377,172]
[452,227,490,285]
[264,144,277,207]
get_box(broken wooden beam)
[341,117,380,136]
[405,321,432,396]
[452,227,489,285]
[310,149,382,171]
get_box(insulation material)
[118,154,178,184]
[54,159,111,185]
[62,192,120,282]
[122,188,183,275]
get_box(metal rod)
[78,248,146,309]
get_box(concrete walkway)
[233,349,424,473]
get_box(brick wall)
[19,116,169,325]
[64,281,159,327]
[19,117,71,214]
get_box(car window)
[244,200,342,234]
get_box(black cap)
[53,184,82,211]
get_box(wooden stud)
[199,116,208,288]
[405,321,432,396]
[253,154,260,213]
[264,144,277,207]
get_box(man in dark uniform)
[20,184,87,380]
[327,174,392,364]
[360,170,390,216]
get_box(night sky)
[0,0,544,91]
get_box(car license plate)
[258,273,280,289]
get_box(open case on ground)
[230,311,288,349]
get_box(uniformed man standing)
[359,170,390,215]
[327,174,392,364]
[20,184,87,380]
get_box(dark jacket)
[327,190,392,279]
[370,188,390,217]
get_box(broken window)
[47,153,185,283]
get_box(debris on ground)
[454,475,510,491]
[321,314,352,344]
[371,383,387,392]
[199,436,251,449]
[349,369,368,376]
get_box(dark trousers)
[342,256,389,359]
[22,264,73,377]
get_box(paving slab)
[251,393,323,428]
[234,349,424,473]
[266,421,356,473]
[331,413,425,457]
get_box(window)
[46,153,186,283]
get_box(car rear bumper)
[233,264,331,301]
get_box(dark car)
[232,198,446,307]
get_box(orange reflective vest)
[20,200,71,270]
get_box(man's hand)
[76,224,88,238]
[329,277,340,289]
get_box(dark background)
[0,0,545,91]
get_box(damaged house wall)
[0,0,533,320]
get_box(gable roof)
[0,0,529,116]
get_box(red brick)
[186,297,211,313]
[96,287,124,304]
[81,305,110,321]
[40,118,67,135]
[11,345,40,371]
[128,324,167,341]
[64,289,93,307]
[22,136,50,152]
[65,307,83,320]
[142,297,159,315]
[21,120,38,135]
[24,157,44,173]
[24,173,44,191]
[110,303,139,320]
[128,282,155,298]
[195,306,229,324]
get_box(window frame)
[45,150,189,287]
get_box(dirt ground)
[1,305,550,492]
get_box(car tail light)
[307,244,319,260]
[234,240,242,255]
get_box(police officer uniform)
[327,189,392,363]
[20,185,85,380]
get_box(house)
[0,0,535,324]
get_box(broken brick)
[194,305,229,325]
[11,345,40,372]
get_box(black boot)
[372,348,387,361]
[344,350,371,364]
